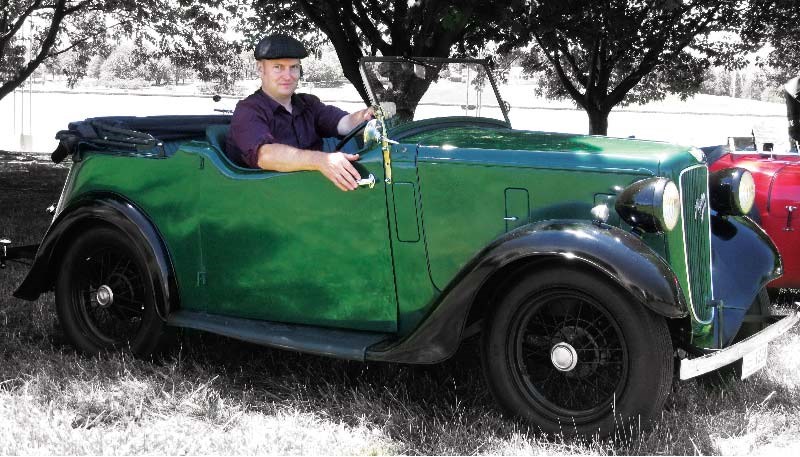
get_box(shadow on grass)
[2,155,799,455]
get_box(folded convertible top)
[52,114,232,163]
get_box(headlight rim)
[614,177,681,234]
[709,167,756,217]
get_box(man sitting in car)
[226,34,373,191]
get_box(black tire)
[55,226,167,356]
[481,267,673,437]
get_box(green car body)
[9,57,798,436]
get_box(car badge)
[694,193,707,221]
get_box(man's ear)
[255,60,263,75]
[299,65,304,79]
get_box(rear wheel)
[482,267,673,437]
[55,226,166,356]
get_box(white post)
[18,18,33,152]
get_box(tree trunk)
[586,108,610,135]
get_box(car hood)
[401,125,700,176]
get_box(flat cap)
[254,34,308,60]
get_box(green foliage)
[741,1,800,84]
[0,1,160,100]
[248,0,514,105]
[62,51,91,89]
[99,43,138,80]
[701,66,784,102]
[512,0,748,135]
[87,55,104,80]
[146,1,244,94]
[302,48,345,85]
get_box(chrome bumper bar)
[679,308,800,380]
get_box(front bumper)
[679,308,800,380]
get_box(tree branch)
[424,1,476,57]
[534,33,586,110]
[0,0,44,48]
[351,0,388,52]
[555,33,587,88]
[0,0,69,100]
[364,0,391,27]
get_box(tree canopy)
[248,0,512,107]
[0,0,242,100]
[509,0,750,135]
[741,0,800,86]
[0,1,153,101]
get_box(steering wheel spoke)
[334,120,370,152]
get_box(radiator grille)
[680,165,713,323]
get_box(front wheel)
[482,267,673,437]
[55,226,167,356]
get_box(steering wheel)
[334,120,371,152]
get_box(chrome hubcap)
[95,285,114,308]
[550,342,578,372]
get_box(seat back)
[206,124,230,154]
[205,124,358,162]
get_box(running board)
[166,311,391,361]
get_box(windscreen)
[360,58,508,128]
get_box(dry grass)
[1,153,799,455]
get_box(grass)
[1,153,800,455]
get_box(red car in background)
[705,76,800,292]
[706,140,799,290]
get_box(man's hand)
[317,152,362,191]
[337,107,375,135]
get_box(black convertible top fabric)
[52,115,232,163]
[67,114,232,141]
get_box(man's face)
[257,58,301,100]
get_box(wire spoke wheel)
[482,267,673,437]
[71,244,145,345]
[513,289,627,421]
[56,226,166,356]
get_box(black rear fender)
[14,193,177,318]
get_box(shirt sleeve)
[307,95,348,138]
[229,99,276,168]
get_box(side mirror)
[785,76,800,141]
[363,119,384,147]
[363,118,398,148]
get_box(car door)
[198,146,397,333]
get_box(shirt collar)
[257,89,307,115]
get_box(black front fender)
[14,193,177,318]
[711,214,781,346]
[367,220,686,364]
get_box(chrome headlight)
[615,177,681,233]
[709,168,755,216]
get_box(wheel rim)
[510,289,628,422]
[70,242,147,346]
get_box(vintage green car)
[3,57,799,437]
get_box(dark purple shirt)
[226,89,348,168]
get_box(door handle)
[785,205,797,231]
[356,174,376,189]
